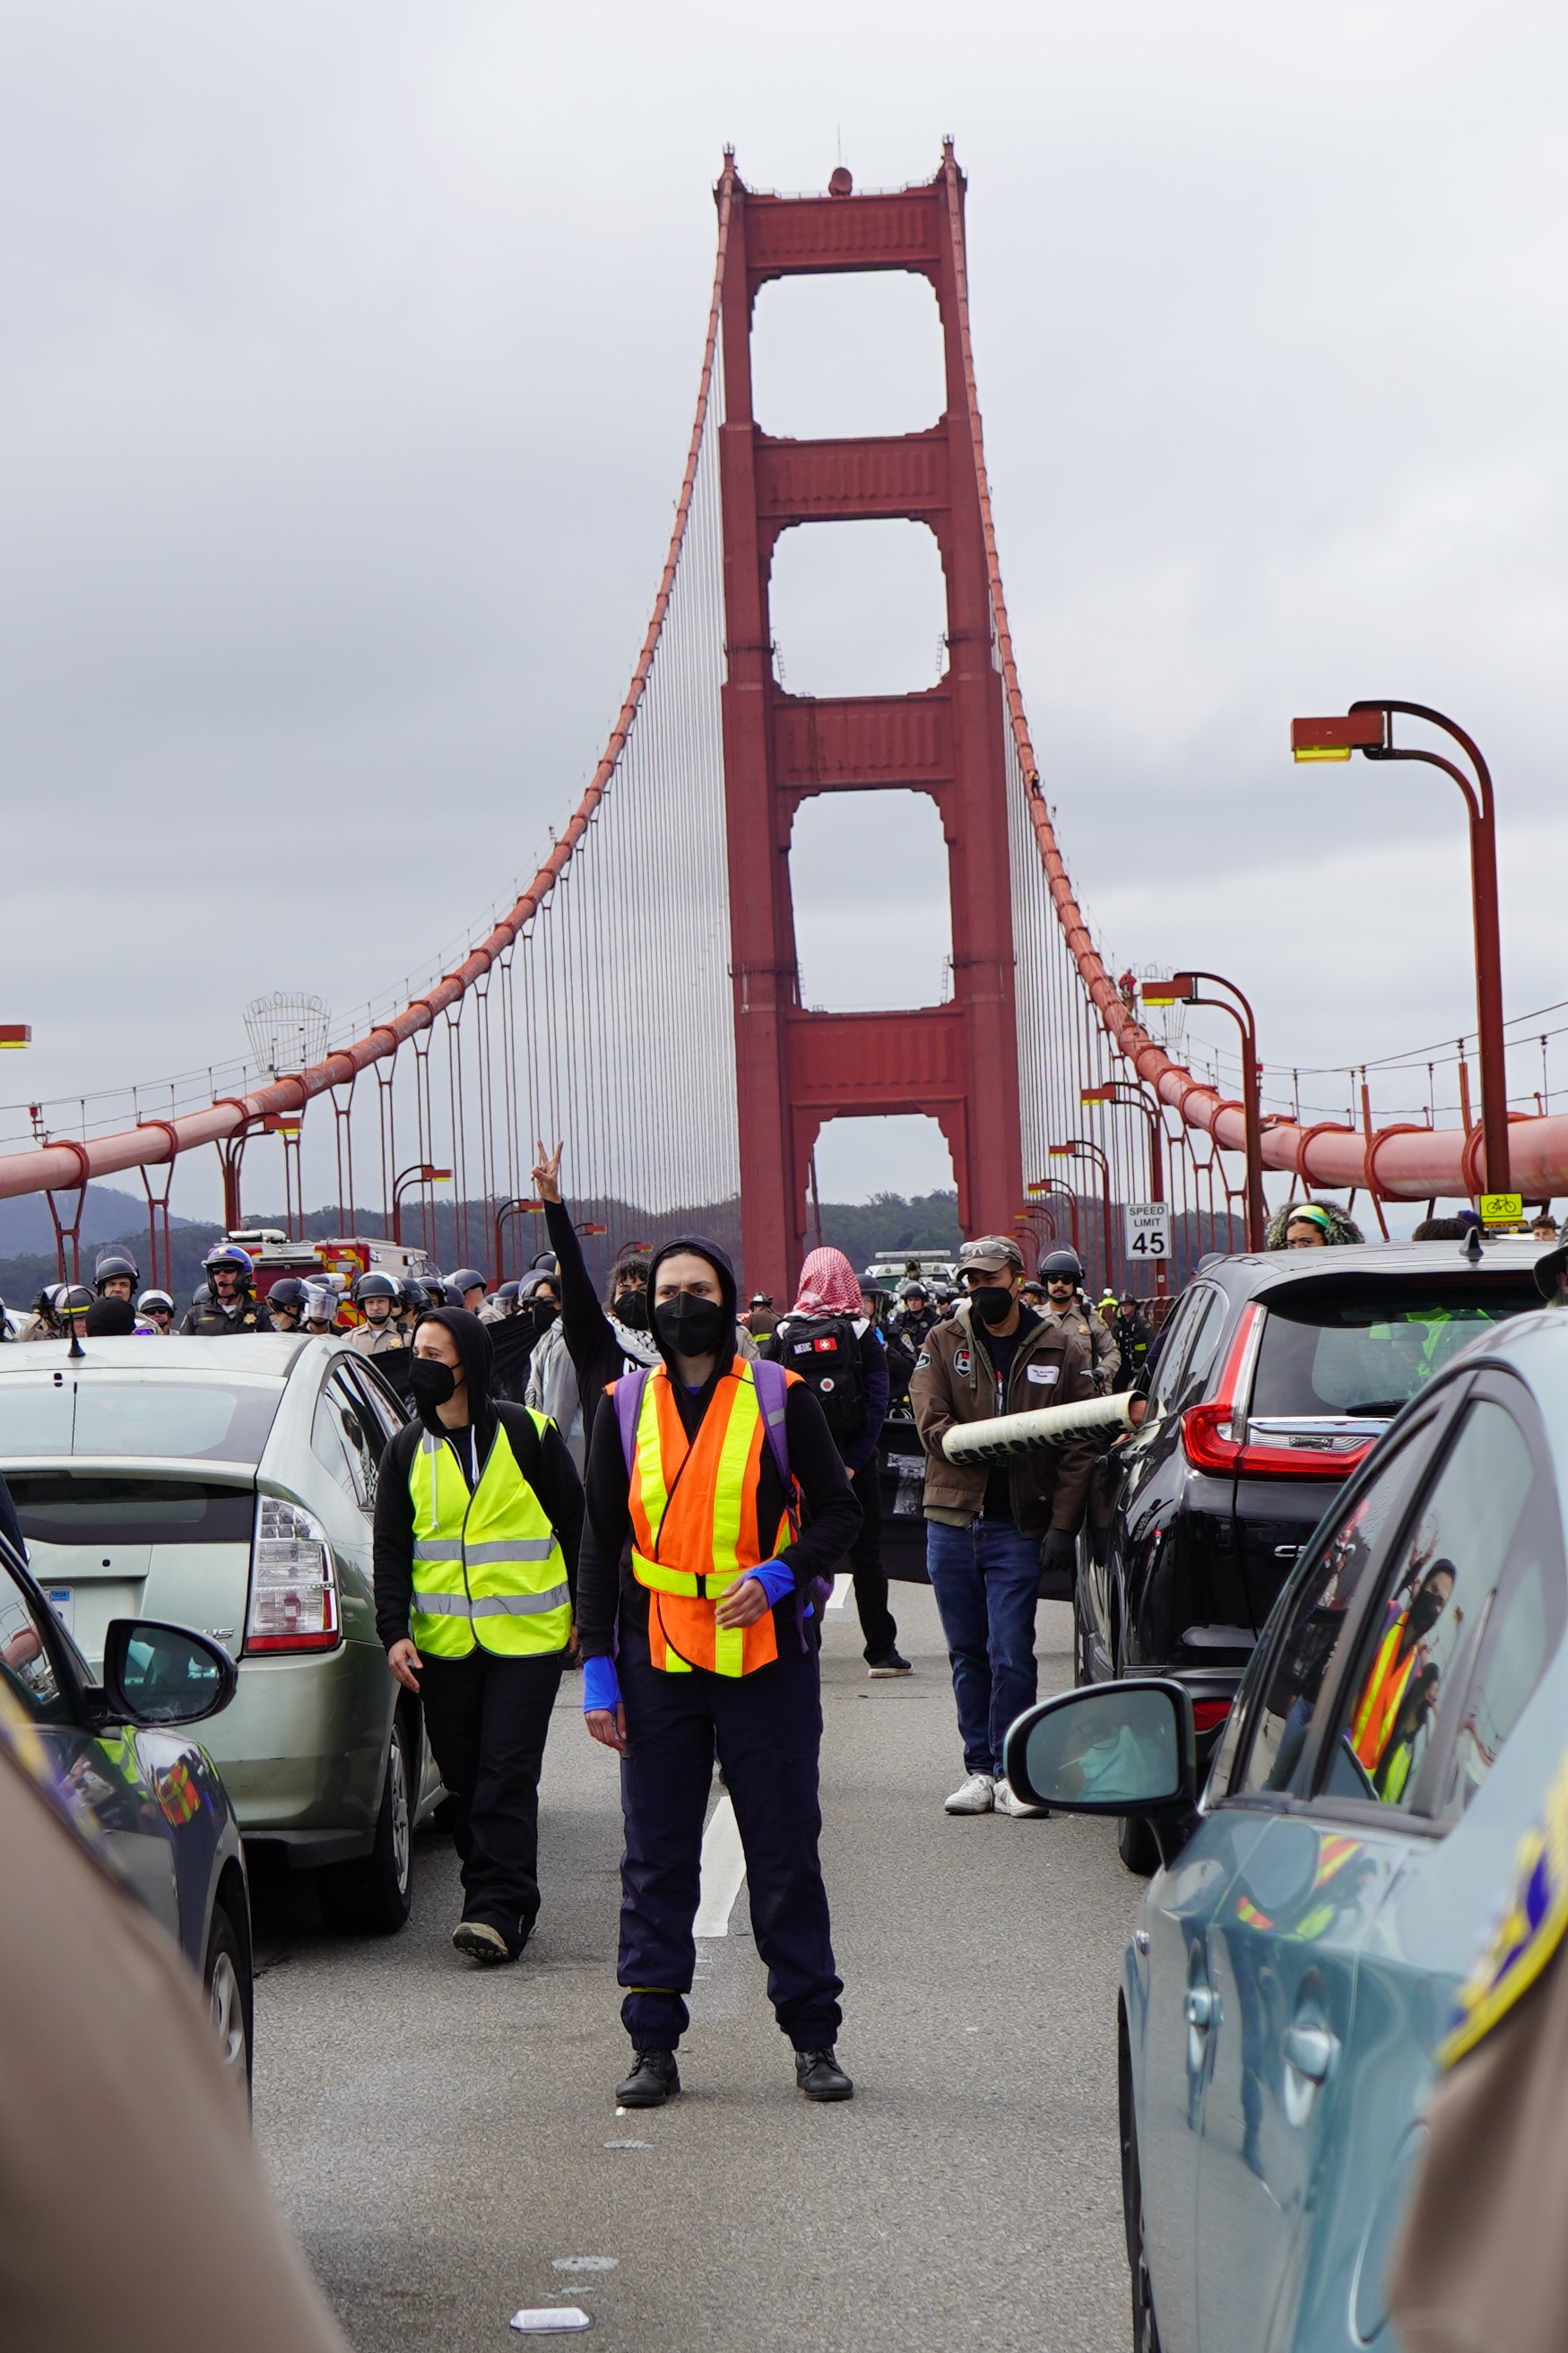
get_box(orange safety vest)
[626,1357,796,1677]
[1351,1614,1418,1772]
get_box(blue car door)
[0,1536,180,1939]
[1179,1403,1450,2353]
[1275,1370,1568,2350]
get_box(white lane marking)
[693,1793,747,1936]
[827,1572,853,1614]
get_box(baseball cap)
[957,1236,1025,1276]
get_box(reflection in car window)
[1435,1470,1564,1822]
[1324,1400,1542,1810]
[329,1374,381,1511]
[312,1387,368,1509]
[1181,1288,1231,1399]
[0,1551,66,1721]
[1147,1289,1204,1417]
[1234,1433,1429,1800]
[1250,1281,1538,1422]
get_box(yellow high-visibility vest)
[408,1417,570,1659]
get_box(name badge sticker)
[1027,1364,1061,1385]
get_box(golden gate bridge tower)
[716,147,1025,1300]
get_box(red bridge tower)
[717,150,1026,1299]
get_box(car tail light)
[1191,1698,1232,1734]
[246,1496,340,1654]
[1181,1302,1374,1481]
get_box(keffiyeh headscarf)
[792,1246,864,1318]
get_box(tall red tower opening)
[717,149,1026,1301]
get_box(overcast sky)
[3,1,1565,1215]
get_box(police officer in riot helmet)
[265,1278,309,1334]
[92,1249,139,1303]
[349,1272,405,1357]
[16,1285,68,1341]
[137,1289,176,1334]
[449,1268,489,1315]
[180,1245,272,1333]
[1037,1250,1120,1391]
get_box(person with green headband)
[1264,1199,1364,1249]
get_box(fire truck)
[226,1230,438,1324]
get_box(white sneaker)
[944,1771,996,1814]
[994,1777,1050,1819]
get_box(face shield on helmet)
[93,1249,141,1298]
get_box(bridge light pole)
[1143,973,1266,1252]
[1047,1138,1115,1297]
[1081,1080,1168,1298]
[1291,701,1509,1196]
[1026,1175,1080,1259]
[391,1163,450,1248]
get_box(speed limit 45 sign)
[1124,1202,1170,1263]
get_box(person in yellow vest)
[577,1236,862,2107]
[374,1306,583,1966]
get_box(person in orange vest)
[576,1236,862,2109]
[1350,1561,1454,1778]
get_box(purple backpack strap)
[751,1359,832,1640]
[614,1366,650,1472]
[749,1357,792,1488]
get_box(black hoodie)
[574,1238,861,1660]
[372,1307,585,1650]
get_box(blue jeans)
[925,1518,1042,1777]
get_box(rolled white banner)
[941,1390,1134,1464]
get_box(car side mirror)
[100,1619,238,1728]
[1002,1680,1198,1865]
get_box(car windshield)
[1250,1278,1540,1422]
[0,1376,283,1463]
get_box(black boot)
[616,2049,680,2108]
[794,2046,853,2102]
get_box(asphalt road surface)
[254,1586,1142,2353]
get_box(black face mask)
[410,1358,459,1410]
[615,1290,649,1331]
[968,1283,1016,1327]
[654,1291,729,1359]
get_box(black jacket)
[371,1307,584,1648]
[574,1235,861,1660]
[179,1296,273,1335]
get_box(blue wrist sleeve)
[582,1654,622,1714]
[748,1559,796,1609]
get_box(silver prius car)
[0,1335,442,1932]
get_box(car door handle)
[1184,1987,1216,2029]
[1283,2023,1338,2083]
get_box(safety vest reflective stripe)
[412,1585,571,1619]
[411,1537,557,1565]
[630,1550,722,1598]
[1352,1620,1416,1768]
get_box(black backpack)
[775,1314,865,1443]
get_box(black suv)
[1077,1235,1545,1867]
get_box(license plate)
[45,1586,74,1635]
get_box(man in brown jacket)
[909,1235,1097,1819]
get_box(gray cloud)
[2,0,1564,1211]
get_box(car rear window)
[6,1475,255,1547]
[0,1376,283,1463]
[1250,1279,1539,1421]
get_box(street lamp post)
[1291,701,1509,1194]
[1026,1176,1080,1259]
[391,1163,451,1247]
[1142,973,1266,1251]
[1048,1138,1115,1296]
[1081,1080,1168,1298]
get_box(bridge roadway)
[252,1587,1139,2353]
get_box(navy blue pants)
[616,1619,843,2052]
